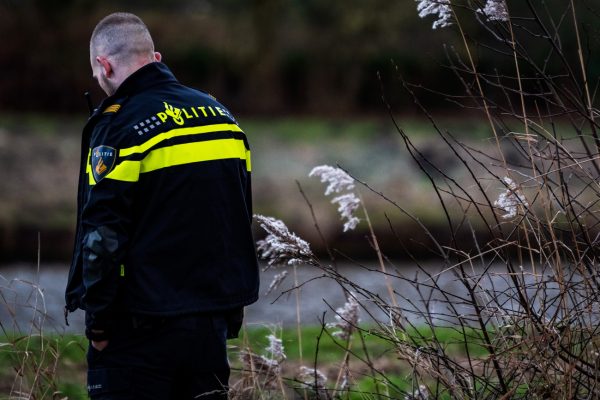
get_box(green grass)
[231,324,489,361]
[241,115,493,142]
[0,324,490,399]
[0,112,84,137]
[0,112,491,140]
[229,324,492,399]
[0,333,87,400]
[242,117,386,141]
[231,325,393,364]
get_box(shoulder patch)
[91,145,117,182]
[103,104,121,114]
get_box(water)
[0,262,427,333]
[0,262,574,335]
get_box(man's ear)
[96,56,113,77]
[154,52,162,62]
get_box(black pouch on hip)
[225,307,244,339]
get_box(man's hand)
[91,340,109,351]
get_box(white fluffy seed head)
[310,164,361,232]
[405,384,429,400]
[327,293,360,340]
[297,366,328,390]
[309,165,355,195]
[265,270,289,295]
[331,193,361,232]
[477,0,509,22]
[265,334,286,362]
[493,177,528,219]
[416,0,453,29]
[255,214,313,267]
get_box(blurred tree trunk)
[245,0,283,113]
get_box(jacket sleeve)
[81,132,136,340]
[242,135,253,224]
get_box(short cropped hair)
[90,13,154,62]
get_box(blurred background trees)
[3,0,599,115]
[2,0,598,115]
[0,0,565,115]
[1,0,599,261]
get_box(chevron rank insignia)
[91,145,117,182]
[103,104,121,114]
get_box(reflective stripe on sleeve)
[105,138,250,182]
[86,149,96,185]
[87,124,249,185]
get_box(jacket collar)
[96,62,177,113]
[113,62,178,98]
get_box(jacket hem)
[123,292,259,316]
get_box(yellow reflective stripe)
[86,149,96,185]
[106,138,249,182]
[141,138,248,173]
[246,149,252,172]
[119,123,243,157]
[105,160,141,182]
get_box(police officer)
[64,12,259,399]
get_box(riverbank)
[1,261,520,333]
[1,260,584,399]
[0,260,473,399]
[1,114,504,262]
[0,262,415,333]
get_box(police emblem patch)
[91,145,117,182]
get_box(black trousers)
[86,313,230,399]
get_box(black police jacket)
[65,62,259,337]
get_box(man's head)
[90,13,162,96]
